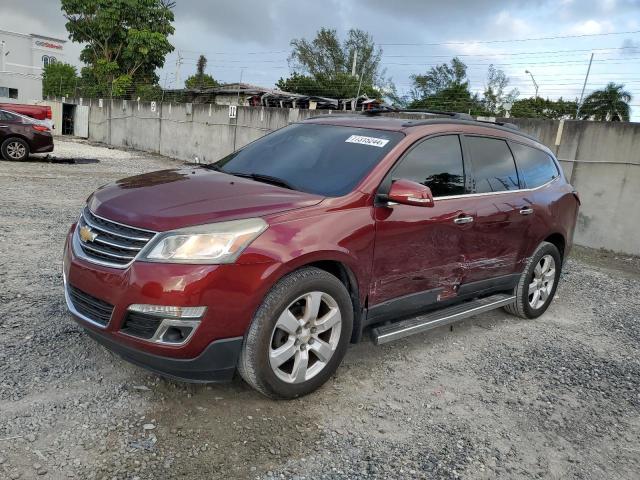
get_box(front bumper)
[63,225,278,381]
[81,324,242,382]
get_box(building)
[0,29,67,103]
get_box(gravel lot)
[1,138,639,480]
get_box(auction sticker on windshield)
[345,135,390,148]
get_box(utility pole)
[232,68,244,152]
[0,41,5,72]
[525,69,539,98]
[351,49,358,77]
[575,53,594,119]
[175,51,183,88]
[355,67,364,110]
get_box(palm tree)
[579,83,632,121]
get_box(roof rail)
[473,118,519,130]
[364,106,520,131]
[363,107,474,120]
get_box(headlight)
[141,218,267,264]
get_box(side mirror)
[387,179,434,207]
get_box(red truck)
[0,103,52,121]
[63,110,580,399]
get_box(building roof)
[0,29,66,43]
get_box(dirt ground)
[1,138,639,480]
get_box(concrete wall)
[502,118,640,256]
[68,99,640,256]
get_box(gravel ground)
[1,138,639,480]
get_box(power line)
[377,29,640,46]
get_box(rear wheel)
[238,267,353,399]
[1,137,29,161]
[504,241,562,319]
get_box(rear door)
[508,141,563,256]
[459,135,532,289]
[370,134,475,321]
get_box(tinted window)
[391,135,465,197]
[214,124,403,196]
[467,136,519,193]
[510,142,559,188]
[0,110,20,122]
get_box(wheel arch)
[1,134,31,145]
[260,251,367,344]
[305,260,364,343]
[544,232,566,261]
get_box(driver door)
[369,134,475,322]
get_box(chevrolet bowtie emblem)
[79,225,98,243]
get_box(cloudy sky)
[3,0,640,119]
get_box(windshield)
[212,123,403,196]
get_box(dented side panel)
[370,197,475,306]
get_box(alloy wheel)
[6,141,26,160]
[528,254,556,309]
[269,291,342,384]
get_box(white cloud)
[569,19,615,35]
[494,10,534,36]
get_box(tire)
[1,137,30,161]
[238,267,353,399]
[504,241,562,319]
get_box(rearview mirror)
[387,179,434,207]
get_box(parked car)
[63,112,579,399]
[0,103,52,122]
[0,109,54,161]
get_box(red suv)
[63,112,579,399]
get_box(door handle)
[454,215,474,225]
[519,207,534,216]
[0,125,8,128]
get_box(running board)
[371,293,515,345]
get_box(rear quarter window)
[510,142,560,188]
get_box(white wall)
[0,71,42,103]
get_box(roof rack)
[363,107,474,120]
[363,106,520,131]
[472,118,519,130]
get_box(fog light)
[128,304,206,319]
[125,304,205,345]
[162,326,193,344]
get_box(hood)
[88,167,324,231]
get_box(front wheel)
[504,241,562,319]
[238,267,353,399]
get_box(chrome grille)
[75,207,156,267]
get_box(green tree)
[276,72,381,99]
[410,83,485,116]
[280,28,389,99]
[410,57,467,99]
[579,82,632,121]
[62,0,175,98]
[510,97,577,119]
[42,62,78,97]
[184,55,219,89]
[482,64,519,115]
[409,58,486,114]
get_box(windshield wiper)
[203,163,223,171]
[227,172,295,190]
